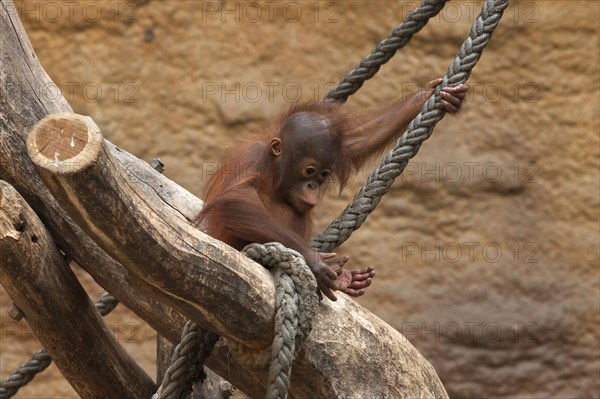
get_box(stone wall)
[1,1,598,397]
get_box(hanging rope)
[0,349,51,399]
[0,293,119,399]
[324,0,447,103]
[312,0,509,252]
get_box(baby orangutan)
[197,79,467,300]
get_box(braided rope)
[242,243,318,399]
[94,291,119,315]
[155,243,317,399]
[323,0,447,103]
[0,350,51,399]
[312,0,509,252]
[153,323,219,399]
[0,292,119,399]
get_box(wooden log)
[26,112,448,398]
[0,0,187,343]
[197,369,236,399]
[27,112,277,348]
[0,181,156,398]
[156,334,176,383]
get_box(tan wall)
[1,1,598,397]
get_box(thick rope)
[0,292,119,399]
[323,0,447,103]
[154,243,317,399]
[242,243,319,399]
[312,0,509,252]
[153,323,219,399]
[94,291,120,315]
[0,350,51,399]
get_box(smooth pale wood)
[0,181,156,399]
[26,113,103,175]
[3,0,449,396]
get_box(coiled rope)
[154,243,318,399]
[152,323,219,399]
[243,243,318,399]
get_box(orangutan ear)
[270,138,282,157]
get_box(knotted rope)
[312,0,509,252]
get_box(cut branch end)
[27,112,103,175]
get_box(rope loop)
[242,242,318,399]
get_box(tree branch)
[27,112,276,347]
[0,181,156,398]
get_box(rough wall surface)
[1,0,598,398]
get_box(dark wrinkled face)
[271,112,340,214]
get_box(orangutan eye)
[320,170,331,179]
[305,166,317,176]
